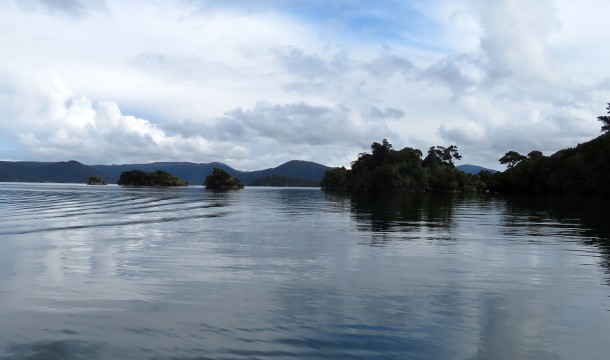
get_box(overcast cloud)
[1,0,609,170]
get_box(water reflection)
[1,184,610,359]
[322,191,610,359]
[499,195,610,282]
[327,192,610,265]
[3,340,102,360]
[325,193,479,246]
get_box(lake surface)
[1,183,610,359]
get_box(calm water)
[1,183,610,359]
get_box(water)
[1,183,610,359]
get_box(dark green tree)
[598,103,610,133]
[423,145,462,168]
[489,131,610,194]
[499,151,527,169]
[87,175,107,185]
[320,167,349,191]
[371,139,393,166]
[393,147,423,163]
[204,168,244,190]
[527,150,544,160]
[118,170,188,186]
[321,140,480,193]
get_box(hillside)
[456,164,498,175]
[0,160,330,185]
[249,175,320,187]
[489,133,610,194]
[0,160,106,183]
[91,162,238,185]
[238,160,329,185]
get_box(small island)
[117,170,188,186]
[87,175,107,185]
[321,139,483,192]
[204,168,244,190]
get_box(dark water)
[1,183,610,359]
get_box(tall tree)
[423,145,462,168]
[371,139,393,165]
[499,151,527,169]
[204,168,244,190]
[598,103,610,133]
[527,150,543,160]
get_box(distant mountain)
[250,175,320,187]
[0,160,331,185]
[0,160,106,183]
[90,162,238,185]
[456,164,498,175]
[236,160,330,185]
[92,160,330,185]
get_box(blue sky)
[1,0,609,170]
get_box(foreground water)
[1,183,609,359]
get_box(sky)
[1,0,609,170]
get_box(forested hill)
[250,175,320,187]
[91,160,329,185]
[0,160,330,185]
[489,132,610,194]
[238,160,328,185]
[456,164,498,175]
[321,140,485,192]
[0,160,106,183]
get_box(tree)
[527,150,543,160]
[393,147,423,164]
[371,139,393,165]
[598,103,610,133]
[423,145,462,168]
[321,140,481,193]
[443,145,463,166]
[320,167,349,191]
[118,170,188,186]
[499,151,527,169]
[204,168,244,190]
[87,175,107,185]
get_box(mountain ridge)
[456,164,498,175]
[0,159,499,185]
[0,160,330,185]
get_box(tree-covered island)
[324,104,610,195]
[321,139,484,192]
[87,175,107,185]
[204,168,244,190]
[484,103,610,194]
[488,136,610,194]
[117,170,188,186]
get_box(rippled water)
[1,183,610,359]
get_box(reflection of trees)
[350,193,459,230]
[325,192,472,246]
[325,191,610,278]
[501,195,610,281]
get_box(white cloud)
[1,0,609,171]
[0,75,248,164]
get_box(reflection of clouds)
[1,186,610,358]
[472,291,561,360]
[317,192,610,358]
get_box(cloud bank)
[1,0,609,170]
